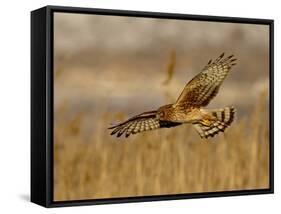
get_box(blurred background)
[53,12,270,201]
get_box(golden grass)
[162,50,176,86]
[53,92,269,201]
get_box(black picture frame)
[31,5,274,208]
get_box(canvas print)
[53,12,270,201]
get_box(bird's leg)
[201,118,212,126]
[200,112,217,127]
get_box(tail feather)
[194,106,236,139]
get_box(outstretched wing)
[109,110,182,138]
[109,111,160,137]
[175,53,237,107]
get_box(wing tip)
[108,122,120,129]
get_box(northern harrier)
[109,53,237,138]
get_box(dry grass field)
[54,92,269,201]
[53,13,270,201]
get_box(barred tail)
[194,106,236,139]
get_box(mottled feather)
[109,111,158,137]
[175,53,237,107]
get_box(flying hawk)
[109,53,237,138]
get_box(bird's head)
[156,104,173,120]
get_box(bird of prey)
[109,53,237,138]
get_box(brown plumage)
[109,53,237,138]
